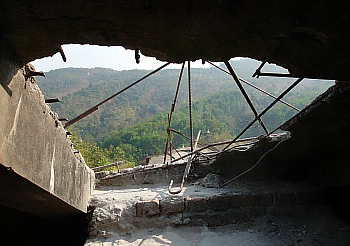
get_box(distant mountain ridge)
[36,58,334,160]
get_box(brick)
[136,202,143,217]
[135,199,160,217]
[252,192,274,206]
[274,192,295,206]
[230,193,253,207]
[185,197,207,213]
[295,191,316,204]
[206,195,232,211]
[161,197,185,215]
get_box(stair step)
[88,180,327,238]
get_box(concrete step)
[88,179,327,238]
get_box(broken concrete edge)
[134,188,326,218]
[96,133,290,182]
[281,82,347,131]
[0,65,95,213]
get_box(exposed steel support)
[224,61,269,135]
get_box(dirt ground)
[85,183,350,245]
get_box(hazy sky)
[31,44,217,72]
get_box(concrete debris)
[199,173,223,188]
[266,132,291,142]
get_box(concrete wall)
[0,65,94,214]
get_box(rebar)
[188,61,194,152]
[163,62,185,164]
[224,61,269,134]
[207,61,300,111]
[221,77,304,152]
[65,62,171,128]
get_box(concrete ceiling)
[1,1,350,81]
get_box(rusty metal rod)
[252,61,266,78]
[170,142,182,159]
[224,61,269,135]
[135,49,140,64]
[164,62,185,164]
[45,98,60,103]
[92,161,123,172]
[255,72,297,78]
[59,46,67,62]
[220,138,288,188]
[171,136,260,163]
[171,127,259,149]
[207,61,300,111]
[169,128,220,153]
[168,130,201,195]
[65,106,98,128]
[65,62,171,128]
[188,61,194,152]
[222,77,304,152]
[252,61,296,78]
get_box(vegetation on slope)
[37,59,334,167]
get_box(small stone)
[183,218,191,225]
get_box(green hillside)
[37,58,334,165]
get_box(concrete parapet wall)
[0,66,94,214]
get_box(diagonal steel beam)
[224,61,269,134]
[207,61,300,112]
[65,62,171,128]
[222,77,304,152]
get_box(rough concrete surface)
[2,1,350,81]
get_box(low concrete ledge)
[133,181,324,226]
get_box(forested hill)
[36,58,334,163]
